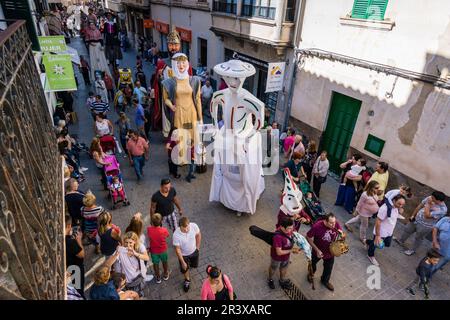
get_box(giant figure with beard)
[152,29,192,137]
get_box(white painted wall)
[291,0,450,194]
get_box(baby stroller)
[299,179,326,221]
[100,135,116,155]
[103,155,130,209]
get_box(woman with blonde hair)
[81,192,104,254]
[345,180,381,245]
[113,231,150,297]
[125,212,146,246]
[98,211,122,257]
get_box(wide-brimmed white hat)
[214,59,255,78]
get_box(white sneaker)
[367,255,379,266]
[236,212,242,217]
[404,249,416,256]
[145,274,154,282]
[79,167,89,173]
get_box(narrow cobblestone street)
[68,37,450,300]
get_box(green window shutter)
[367,0,388,20]
[351,0,371,19]
[351,0,388,20]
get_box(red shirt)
[270,230,293,262]
[306,220,342,260]
[104,75,114,90]
[147,226,169,254]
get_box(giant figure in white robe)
[209,60,265,215]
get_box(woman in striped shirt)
[81,192,104,254]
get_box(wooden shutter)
[367,0,388,20]
[351,0,371,19]
[351,0,388,20]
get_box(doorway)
[321,92,362,174]
[198,38,208,67]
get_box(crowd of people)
[276,132,449,297]
[56,2,449,301]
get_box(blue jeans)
[432,255,449,275]
[132,155,145,180]
[187,162,196,177]
[367,235,392,257]
[335,184,356,214]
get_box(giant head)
[172,53,189,80]
[213,59,255,93]
[281,168,303,215]
[167,29,181,58]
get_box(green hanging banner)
[43,54,77,92]
[38,36,67,53]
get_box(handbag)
[329,232,349,257]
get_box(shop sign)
[176,27,192,42]
[143,19,154,28]
[266,62,285,93]
[43,54,77,92]
[38,36,67,53]
[155,21,169,34]
[229,50,269,69]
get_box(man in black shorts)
[150,178,183,232]
[173,217,201,292]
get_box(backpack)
[249,225,293,246]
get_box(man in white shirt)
[200,80,214,117]
[133,80,148,106]
[173,217,201,292]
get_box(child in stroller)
[299,180,326,220]
[104,155,130,209]
[304,192,325,217]
[109,175,130,208]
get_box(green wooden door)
[321,92,362,175]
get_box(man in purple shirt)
[268,218,300,290]
[306,213,344,291]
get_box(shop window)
[364,134,385,157]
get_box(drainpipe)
[283,0,306,130]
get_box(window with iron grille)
[241,0,276,20]
[213,0,237,14]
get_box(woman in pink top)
[201,265,235,300]
[344,180,380,244]
[283,128,296,157]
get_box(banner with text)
[43,54,77,92]
[38,36,67,53]
[265,62,286,93]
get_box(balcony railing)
[0,20,65,300]
[213,1,237,14]
[241,4,276,20]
